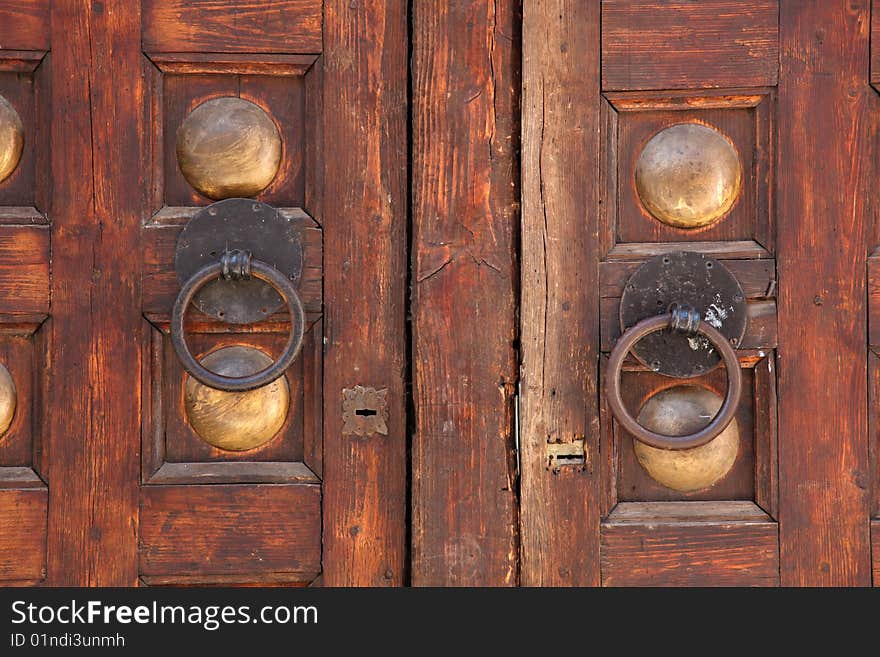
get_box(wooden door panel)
[142,0,323,54]
[0,11,50,586]
[601,0,779,91]
[0,0,405,587]
[522,0,875,587]
[139,2,321,587]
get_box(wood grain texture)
[140,484,320,577]
[870,520,880,585]
[411,1,520,587]
[871,0,880,88]
[600,258,775,298]
[0,226,48,315]
[776,0,873,586]
[601,502,779,586]
[601,0,780,91]
[321,0,407,586]
[0,1,49,51]
[45,0,143,586]
[520,0,601,586]
[0,485,47,581]
[142,0,322,54]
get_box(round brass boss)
[176,97,282,200]
[633,385,739,492]
[184,346,289,451]
[0,95,24,185]
[0,362,16,438]
[635,123,742,229]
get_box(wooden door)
[521,0,877,586]
[0,0,406,586]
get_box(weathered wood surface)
[0,484,47,582]
[45,0,143,586]
[520,0,601,586]
[321,0,408,586]
[601,0,779,91]
[0,0,49,51]
[776,0,873,586]
[411,0,520,586]
[140,484,321,579]
[142,0,322,54]
[601,502,779,586]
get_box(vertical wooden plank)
[776,0,873,586]
[411,1,521,586]
[520,2,601,585]
[46,0,142,585]
[321,0,407,586]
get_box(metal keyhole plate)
[618,251,747,378]
[174,198,303,324]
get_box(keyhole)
[355,408,377,417]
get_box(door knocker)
[171,198,305,392]
[605,251,747,450]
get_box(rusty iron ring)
[606,313,742,450]
[171,258,305,392]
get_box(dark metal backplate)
[175,198,303,324]
[619,251,747,378]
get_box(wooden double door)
[2,0,879,588]
[0,0,406,586]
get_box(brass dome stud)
[633,385,739,493]
[0,362,16,439]
[0,95,24,185]
[635,123,742,229]
[184,346,289,452]
[176,97,282,200]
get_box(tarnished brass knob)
[635,123,742,229]
[633,386,739,492]
[184,346,289,452]
[176,97,282,200]
[0,95,24,185]
[0,362,16,438]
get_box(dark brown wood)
[753,354,779,519]
[45,0,143,586]
[0,485,47,581]
[601,0,780,91]
[321,0,407,586]
[411,0,520,586]
[0,226,48,315]
[142,0,322,54]
[871,0,880,89]
[520,0,601,586]
[0,1,49,51]
[0,336,36,467]
[601,501,779,586]
[140,484,321,578]
[775,0,873,586]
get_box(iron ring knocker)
[171,249,306,393]
[606,306,743,451]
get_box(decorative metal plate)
[175,198,303,324]
[619,251,747,378]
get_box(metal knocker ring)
[171,251,305,392]
[606,311,742,450]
